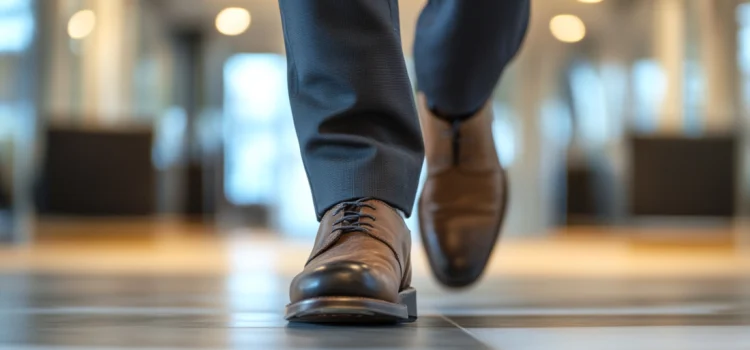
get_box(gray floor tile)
[0,313,487,349]
[468,326,750,350]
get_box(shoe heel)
[398,287,418,321]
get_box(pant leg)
[278,0,424,219]
[414,0,531,118]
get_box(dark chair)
[630,135,737,217]
[0,164,9,210]
[38,126,156,216]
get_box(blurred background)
[1,1,750,348]
[1,0,748,242]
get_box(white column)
[697,0,739,132]
[501,27,565,237]
[81,0,134,124]
[44,0,75,121]
[654,0,686,133]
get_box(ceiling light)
[67,10,96,40]
[550,14,586,43]
[216,7,251,36]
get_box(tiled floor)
[0,219,749,349]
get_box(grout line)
[440,314,495,350]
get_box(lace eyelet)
[330,198,377,234]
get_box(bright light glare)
[67,10,96,39]
[550,14,586,43]
[216,7,251,36]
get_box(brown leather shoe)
[418,95,508,288]
[285,198,417,323]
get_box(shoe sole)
[285,287,417,324]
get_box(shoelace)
[331,198,377,234]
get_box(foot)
[417,95,508,288]
[285,198,417,323]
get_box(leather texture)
[290,199,412,304]
[417,94,508,288]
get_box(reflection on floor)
[0,218,749,349]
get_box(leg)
[414,0,530,118]
[279,0,424,219]
[415,0,530,287]
[279,0,421,323]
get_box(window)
[223,53,317,236]
[0,0,34,54]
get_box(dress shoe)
[285,198,417,323]
[418,95,508,288]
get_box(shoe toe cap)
[290,261,394,303]
[421,214,500,288]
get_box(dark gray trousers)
[278,0,530,219]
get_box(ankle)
[345,198,408,219]
[430,105,481,122]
